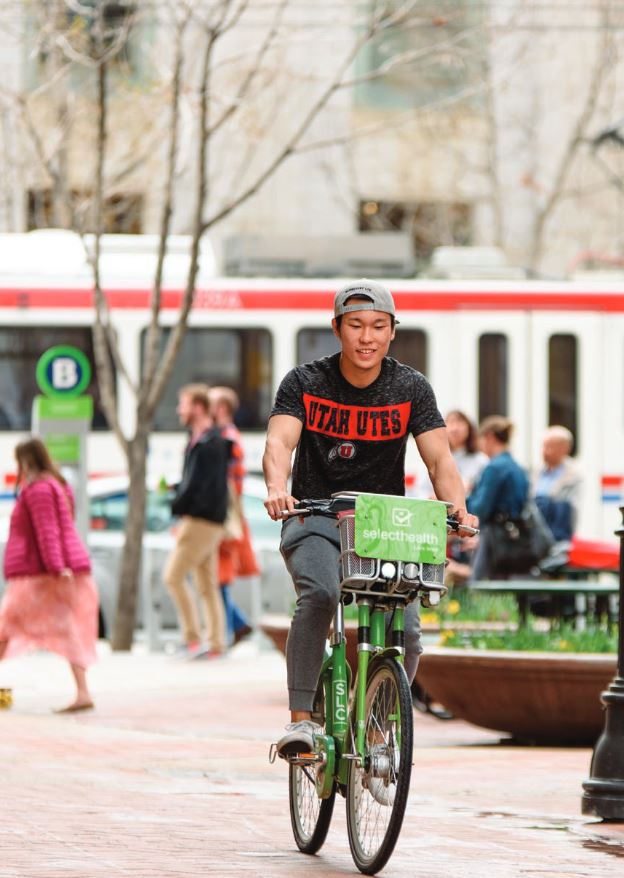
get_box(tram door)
[456,311,531,463]
[529,312,603,539]
[601,313,624,541]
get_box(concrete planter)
[416,647,617,745]
[259,616,615,745]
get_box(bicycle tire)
[346,656,413,875]
[288,677,336,854]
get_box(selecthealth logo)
[363,504,440,546]
[361,527,440,546]
[391,507,413,527]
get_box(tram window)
[0,327,110,431]
[478,334,508,420]
[296,328,428,374]
[145,327,272,431]
[297,329,339,363]
[548,334,578,447]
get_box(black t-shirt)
[270,353,445,499]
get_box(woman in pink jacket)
[0,437,98,712]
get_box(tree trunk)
[111,429,149,650]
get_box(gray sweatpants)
[280,515,423,712]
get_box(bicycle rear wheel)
[289,677,336,854]
[346,656,413,875]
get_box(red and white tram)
[0,232,622,541]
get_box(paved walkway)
[1,640,623,878]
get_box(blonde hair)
[178,383,211,412]
[209,386,239,417]
[479,415,514,445]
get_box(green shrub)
[440,623,618,653]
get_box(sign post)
[32,345,93,540]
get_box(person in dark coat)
[164,384,231,659]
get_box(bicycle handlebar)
[282,497,479,536]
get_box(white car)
[0,475,291,641]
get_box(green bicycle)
[270,491,477,875]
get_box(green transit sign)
[44,434,81,464]
[32,395,93,421]
[35,346,92,398]
[354,494,447,565]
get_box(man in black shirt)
[263,279,477,756]
[165,383,231,659]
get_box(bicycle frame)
[315,594,406,796]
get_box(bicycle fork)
[352,599,405,756]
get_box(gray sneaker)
[276,720,322,758]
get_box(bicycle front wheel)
[346,656,413,875]
[288,678,336,854]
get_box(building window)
[27,189,143,233]
[359,200,472,263]
[0,327,111,431]
[35,2,138,71]
[27,2,150,93]
[549,334,578,447]
[297,327,428,374]
[145,328,272,431]
[479,333,507,421]
[355,1,486,110]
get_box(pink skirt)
[0,572,98,668]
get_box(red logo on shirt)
[303,394,410,441]
[328,441,357,461]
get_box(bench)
[469,579,620,628]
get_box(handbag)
[488,502,554,576]
[222,481,244,541]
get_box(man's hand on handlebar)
[447,507,479,535]
[264,490,299,521]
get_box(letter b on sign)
[52,358,79,390]
[35,346,91,399]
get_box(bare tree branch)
[201,12,380,232]
[89,52,131,452]
[144,26,215,419]
[207,0,287,139]
[530,14,614,270]
[140,11,191,409]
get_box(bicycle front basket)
[338,512,377,587]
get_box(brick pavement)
[0,642,623,878]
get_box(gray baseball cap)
[333,278,399,323]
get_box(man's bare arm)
[415,427,479,528]
[263,414,303,519]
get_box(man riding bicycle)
[263,279,478,757]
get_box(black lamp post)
[582,506,624,818]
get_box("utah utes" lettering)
[303,393,410,440]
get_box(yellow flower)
[446,599,461,616]
[558,639,570,650]
[420,611,439,625]
[440,630,457,645]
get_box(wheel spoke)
[347,659,413,873]
[289,677,335,855]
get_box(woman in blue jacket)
[467,416,529,580]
